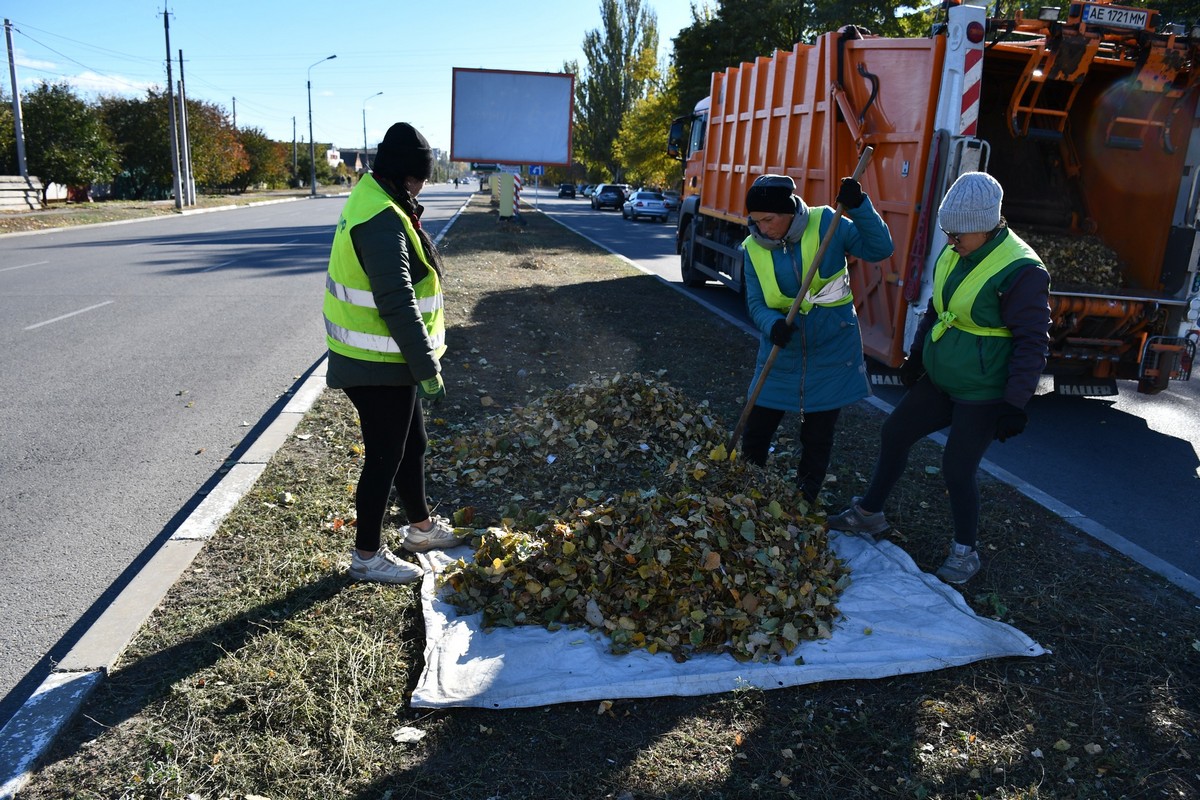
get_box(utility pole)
[231,97,236,128]
[162,7,183,209]
[4,19,27,177]
[178,50,194,206]
[292,116,298,186]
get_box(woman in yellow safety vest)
[323,122,463,585]
[740,173,894,505]
[828,172,1051,585]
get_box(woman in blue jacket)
[740,174,894,503]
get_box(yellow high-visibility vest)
[323,174,446,362]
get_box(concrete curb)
[0,361,329,799]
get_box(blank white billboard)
[451,68,574,166]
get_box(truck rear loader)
[669,1,1200,396]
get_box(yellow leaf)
[597,700,613,715]
[708,443,728,461]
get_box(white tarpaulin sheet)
[411,533,1044,709]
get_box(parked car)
[621,190,669,222]
[558,183,576,198]
[662,190,681,213]
[591,183,630,210]
[581,184,595,197]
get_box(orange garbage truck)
[668,1,1200,395]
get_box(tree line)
[0,82,326,202]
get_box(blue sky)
[5,0,699,156]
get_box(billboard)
[450,68,574,166]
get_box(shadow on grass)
[38,572,348,767]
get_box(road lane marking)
[24,301,114,330]
[0,261,49,273]
[201,260,237,272]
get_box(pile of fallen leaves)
[436,373,849,662]
[1012,227,1124,290]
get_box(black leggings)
[741,405,841,501]
[343,385,430,552]
[860,377,1004,548]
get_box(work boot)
[935,543,981,584]
[825,496,889,539]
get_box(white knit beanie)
[937,172,1003,234]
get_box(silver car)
[621,190,669,222]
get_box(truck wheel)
[680,221,705,287]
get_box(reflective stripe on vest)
[323,174,446,363]
[325,273,444,315]
[743,208,850,313]
[930,232,1039,342]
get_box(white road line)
[24,301,114,331]
[201,259,237,273]
[0,261,49,273]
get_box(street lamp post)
[362,91,383,171]
[307,54,337,197]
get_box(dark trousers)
[861,377,1004,548]
[343,385,430,552]
[741,405,841,501]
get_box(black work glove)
[994,402,1028,442]
[769,318,794,348]
[899,354,925,388]
[836,177,866,210]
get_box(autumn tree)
[613,67,682,190]
[575,0,660,180]
[99,92,172,199]
[21,81,119,201]
[232,127,289,192]
[183,98,247,191]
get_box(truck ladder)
[1008,37,1099,139]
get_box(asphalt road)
[535,190,1200,590]
[0,186,467,730]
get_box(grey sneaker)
[349,543,422,584]
[936,543,981,584]
[826,496,889,538]
[401,515,465,553]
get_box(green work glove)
[418,375,446,404]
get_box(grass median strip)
[17,196,1200,799]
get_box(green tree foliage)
[0,85,15,174]
[671,1,937,113]
[575,0,660,180]
[21,81,119,201]
[232,127,289,192]
[613,66,683,190]
[99,91,172,199]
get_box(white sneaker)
[348,544,422,584]
[401,515,465,553]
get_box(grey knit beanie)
[937,172,1003,234]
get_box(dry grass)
[17,196,1200,799]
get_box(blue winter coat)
[744,196,894,413]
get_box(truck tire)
[680,220,706,287]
